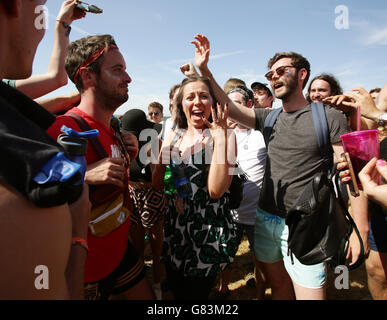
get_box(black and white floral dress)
[162,148,238,278]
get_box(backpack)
[263,103,365,269]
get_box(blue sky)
[34,0,387,115]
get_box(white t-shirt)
[231,128,267,225]
[160,117,176,140]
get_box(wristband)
[71,237,89,253]
[56,20,71,36]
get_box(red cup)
[340,129,380,187]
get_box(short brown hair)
[65,34,117,92]
[223,78,247,94]
[175,76,217,129]
[267,52,311,89]
[148,101,163,113]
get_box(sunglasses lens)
[88,5,103,13]
[76,4,87,11]
[276,66,286,76]
[265,72,273,81]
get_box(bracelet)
[71,237,89,253]
[56,20,71,36]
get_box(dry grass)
[145,236,371,300]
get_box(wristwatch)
[377,113,387,127]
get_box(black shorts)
[84,240,146,300]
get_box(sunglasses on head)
[265,65,296,81]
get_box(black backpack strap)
[66,112,108,159]
[310,102,332,172]
[311,105,365,270]
[263,107,282,147]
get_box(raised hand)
[191,34,210,73]
[203,102,229,137]
[180,62,199,78]
[57,0,87,25]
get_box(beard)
[95,78,129,111]
[274,73,298,101]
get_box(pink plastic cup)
[340,129,380,187]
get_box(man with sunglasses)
[191,34,365,300]
[148,101,164,124]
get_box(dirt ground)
[145,237,371,300]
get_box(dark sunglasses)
[149,112,161,116]
[76,1,103,14]
[265,65,296,81]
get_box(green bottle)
[164,165,176,195]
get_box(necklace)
[237,129,252,150]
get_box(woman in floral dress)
[153,76,238,300]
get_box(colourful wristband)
[71,237,89,253]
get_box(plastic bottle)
[164,165,177,195]
[169,162,192,199]
[57,126,99,185]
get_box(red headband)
[73,44,118,82]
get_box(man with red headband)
[47,34,154,300]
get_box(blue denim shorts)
[254,207,326,289]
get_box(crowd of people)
[0,0,386,301]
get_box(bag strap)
[263,107,282,147]
[333,169,365,270]
[310,102,332,173]
[66,112,108,159]
[66,112,131,208]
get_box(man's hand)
[325,87,382,121]
[85,158,126,188]
[180,62,199,78]
[121,131,139,160]
[323,94,354,113]
[57,0,87,25]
